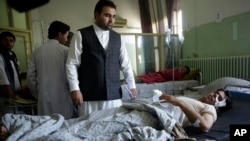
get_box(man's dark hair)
[0,31,16,41]
[216,88,233,112]
[94,0,116,14]
[48,21,70,39]
[184,66,190,75]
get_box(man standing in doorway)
[0,32,21,119]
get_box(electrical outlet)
[216,12,222,22]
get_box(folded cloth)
[9,95,37,105]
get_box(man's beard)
[103,25,112,30]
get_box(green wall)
[182,11,250,59]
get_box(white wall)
[31,0,250,45]
[30,0,142,46]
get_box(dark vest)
[0,50,20,97]
[78,26,122,101]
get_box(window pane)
[121,34,161,76]
[12,9,28,29]
[0,0,10,26]
[12,35,28,73]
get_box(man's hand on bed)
[70,90,83,106]
[159,94,179,106]
[159,94,214,132]
[130,88,137,99]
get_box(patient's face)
[180,67,187,74]
[200,90,226,106]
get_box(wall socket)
[216,12,222,22]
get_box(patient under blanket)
[1,103,194,141]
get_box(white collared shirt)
[66,24,136,92]
[0,53,21,91]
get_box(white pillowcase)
[199,77,250,94]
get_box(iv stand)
[172,52,175,95]
[165,29,175,95]
[166,29,184,95]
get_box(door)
[1,30,32,74]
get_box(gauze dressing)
[214,95,226,108]
[152,89,163,102]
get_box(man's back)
[27,39,73,119]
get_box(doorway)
[0,29,33,81]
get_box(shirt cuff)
[69,83,80,92]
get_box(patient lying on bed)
[0,89,232,141]
[159,88,233,132]
[138,66,190,83]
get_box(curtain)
[150,0,166,34]
[138,0,152,33]
[137,0,181,72]
[165,0,180,31]
[165,0,174,30]
[138,0,155,73]
[138,0,179,34]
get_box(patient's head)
[199,88,233,112]
[180,66,190,75]
[217,89,233,112]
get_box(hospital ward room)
[1,0,250,141]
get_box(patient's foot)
[0,124,9,141]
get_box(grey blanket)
[2,103,179,141]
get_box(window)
[0,0,33,74]
[0,0,30,30]
[172,10,183,36]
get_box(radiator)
[179,56,250,85]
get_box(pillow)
[182,68,200,80]
[199,77,250,94]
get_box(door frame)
[0,28,33,75]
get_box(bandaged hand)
[159,94,180,106]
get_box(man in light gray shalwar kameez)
[27,21,74,119]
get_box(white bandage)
[152,89,163,102]
[153,89,163,97]
[214,95,226,108]
[192,119,200,127]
